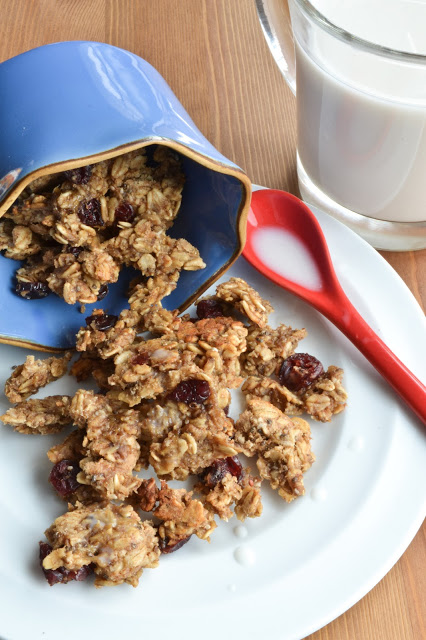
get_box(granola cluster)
[1,278,347,587]
[0,146,205,310]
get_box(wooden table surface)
[1,1,424,638]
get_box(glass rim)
[294,0,426,63]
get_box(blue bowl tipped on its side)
[0,41,251,350]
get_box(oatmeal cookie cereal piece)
[175,316,248,388]
[136,480,216,546]
[68,390,142,500]
[0,220,42,260]
[47,431,102,505]
[108,145,184,231]
[3,192,57,234]
[46,248,120,305]
[155,482,216,546]
[42,503,160,587]
[4,353,72,403]
[197,472,245,521]
[216,277,274,327]
[108,340,193,406]
[235,398,315,502]
[139,304,179,335]
[194,457,263,521]
[104,219,205,275]
[76,309,138,360]
[201,473,243,521]
[242,376,304,414]
[235,474,263,521]
[242,365,347,422]
[302,365,348,422]
[240,324,307,378]
[148,390,239,480]
[127,272,181,332]
[0,395,71,434]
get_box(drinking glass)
[256,0,426,250]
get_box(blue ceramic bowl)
[0,41,251,351]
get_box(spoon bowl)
[244,188,426,425]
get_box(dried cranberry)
[201,456,243,489]
[97,284,108,301]
[132,351,150,365]
[114,202,136,224]
[39,541,92,585]
[65,245,83,258]
[64,165,92,185]
[48,459,80,497]
[279,353,324,392]
[159,535,191,554]
[196,298,225,319]
[39,542,65,586]
[168,378,211,405]
[15,281,50,299]
[77,198,103,227]
[85,313,118,331]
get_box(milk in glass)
[296,0,426,222]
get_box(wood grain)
[0,1,424,638]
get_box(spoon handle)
[327,295,426,425]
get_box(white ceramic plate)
[0,200,425,640]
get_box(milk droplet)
[234,545,256,567]
[233,525,248,539]
[348,436,365,452]
[228,583,237,593]
[310,487,327,502]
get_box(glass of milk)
[256,0,426,250]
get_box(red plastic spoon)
[243,189,426,425]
